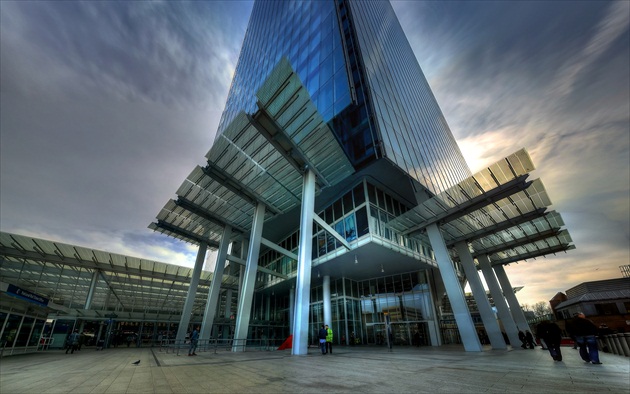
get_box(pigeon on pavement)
[132,360,140,365]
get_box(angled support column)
[478,254,521,348]
[323,276,332,327]
[176,239,208,343]
[423,270,441,346]
[233,203,265,352]
[292,168,316,355]
[426,224,482,351]
[84,270,100,310]
[494,264,531,332]
[201,225,232,340]
[454,242,506,350]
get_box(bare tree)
[532,301,552,317]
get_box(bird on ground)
[132,360,140,365]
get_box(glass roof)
[0,232,240,320]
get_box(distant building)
[552,278,630,333]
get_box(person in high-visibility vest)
[325,324,333,354]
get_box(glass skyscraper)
[218,0,470,196]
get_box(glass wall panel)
[2,314,22,349]
[28,319,45,347]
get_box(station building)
[0,0,574,356]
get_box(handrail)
[160,337,284,354]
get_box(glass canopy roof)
[151,58,353,249]
[0,232,238,321]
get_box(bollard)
[611,334,622,355]
[617,333,630,357]
[603,336,614,353]
[606,335,616,354]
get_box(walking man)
[318,325,327,355]
[66,329,79,354]
[188,326,199,356]
[537,321,563,361]
[567,312,601,364]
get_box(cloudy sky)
[1,1,628,307]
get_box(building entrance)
[365,322,429,346]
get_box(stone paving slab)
[1,345,628,393]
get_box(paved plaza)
[1,344,628,393]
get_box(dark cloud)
[395,1,627,138]
[1,1,251,108]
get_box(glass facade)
[347,0,471,193]
[218,1,353,136]
[257,179,436,279]
[306,272,434,346]
[0,311,47,356]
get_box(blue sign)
[7,284,49,307]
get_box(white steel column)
[176,240,208,343]
[233,203,265,351]
[426,224,482,351]
[478,254,521,348]
[292,168,316,355]
[201,225,232,340]
[323,275,332,326]
[454,242,506,350]
[494,264,531,332]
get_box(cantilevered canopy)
[388,149,574,266]
[151,58,353,247]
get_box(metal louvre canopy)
[151,57,354,248]
[467,211,573,258]
[391,149,536,236]
[387,149,574,266]
[440,178,551,243]
[255,57,354,187]
[0,232,239,320]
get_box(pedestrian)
[325,324,333,354]
[566,312,602,364]
[525,330,535,349]
[518,330,527,349]
[188,326,199,356]
[318,325,327,355]
[78,332,85,351]
[536,321,563,361]
[66,329,79,354]
[414,331,421,347]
